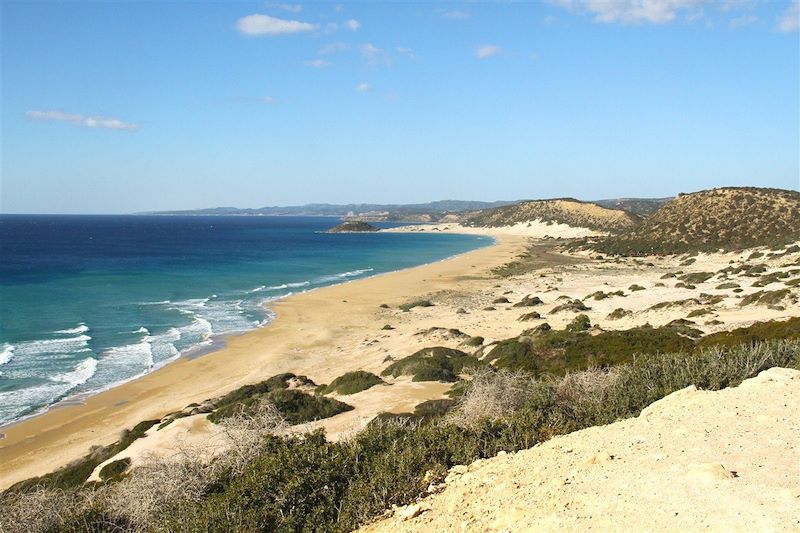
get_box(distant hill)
[145,200,517,221]
[463,198,640,233]
[593,187,800,255]
[593,197,673,217]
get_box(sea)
[0,215,491,426]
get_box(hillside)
[463,198,639,233]
[363,367,800,533]
[593,197,672,216]
[593,187,800,255]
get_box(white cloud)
[265,2,303,13]
[304,58,330,68]
[355,82,371,92]
[778,0,799,32]
[345,18,361,31]
[551,0,705,25]
[729,14,758,28]
[262,96,278,104]
[26,110,137,131]
[438,9,470,20]
[236,14,316,36]
[475,44,501,59]
[360,42,391,65]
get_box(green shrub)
[513,295,543,307]
[566,314,591,332]
[628,284,646,291]
[518,312,542,321]
[381,347,483,382]
[463,336,484,347]
[695,317,800,350]
[208,375,352,424]
[715,282,740,289]
[99,458,131,482]
[549,299,590,314]
[607,308,631,320]
[319,371,385,395]
[11,340,800,532]
[740,289,791,306]
[399,300,434,312]
[679,272,713,284]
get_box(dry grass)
[446,368,537,428]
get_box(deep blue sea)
[0,215,491,426]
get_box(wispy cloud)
[236,14,316,36]
[304,58,330,68]
[344,19,361,31]
[396,46,415,59]
[26,110,138,131]
[475,44,501,59]
[551,0,705,25]
[265,2,303,13]
[778,0,799,32]
[262,96,278,104]
[355,82,371,92]
[437,8,470,20]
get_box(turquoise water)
[0,215,491,425]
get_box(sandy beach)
[0,228,525,489]
[2,223,798,490]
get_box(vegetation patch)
[715,282,740,289]
[462,336,484,347]
[381,347,483,382]
[607,308,632,320]
[518,311,542,321]
[99,458,131,483]
[696,317,800,350]
[679,272,713,284]
[206,373,351,424]
[740,289,792,307]
[6,341,799,532]
[513,295,543,307]
[752,271,790,287]
[549,299,590,314]
[584,290,625,300]
[565,314,591,332]
[318,371,385,396]
[5,418,160,493]
[628,284,646,291]
[399,299,434,312]
[492,297,510,304]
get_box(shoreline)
[0,231,493,433]
[0,229,521,489]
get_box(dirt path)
[362,367,800,532]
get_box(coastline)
[0,229,523,489]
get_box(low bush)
[14,340,798,533]
[565,314,591,332]
[381,347,483,382]
[512,295,543,307]
[99,458,131,482]
[399,299,434,312]
[318,371,385,395]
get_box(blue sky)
[1,1,798,214]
